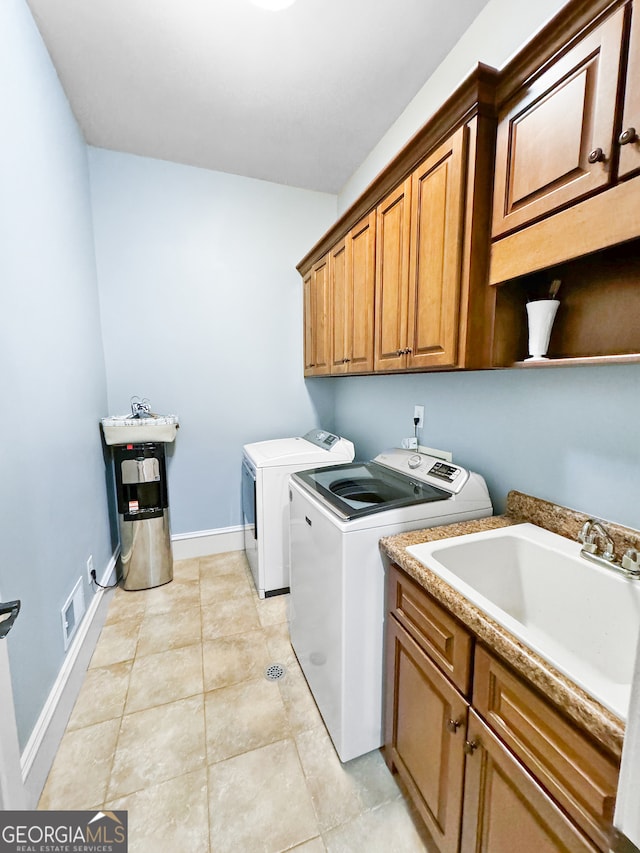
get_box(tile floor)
[39,551,431,852]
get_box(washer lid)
[291,461,450,520]
[243,433,354,468]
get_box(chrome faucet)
[578,519,640,578]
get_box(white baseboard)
[171,525,246,559]
[21,550,119,786]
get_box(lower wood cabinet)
[384,564,619,853]
[460,711,598,853]
[385,616,468,853]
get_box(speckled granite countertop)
[380,491,640,759]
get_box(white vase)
[525,299,560,361]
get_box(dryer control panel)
[304,428,343,451]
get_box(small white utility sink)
[101,414,179,445]
[407,523,640,720]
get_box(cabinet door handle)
[464,739,479,755]
[619,127,638,145]
[446,718,462,733]
[587,147,606,164]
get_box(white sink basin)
[407,523,640,719]
[101,415,179,445]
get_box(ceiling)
[27,0,492,194]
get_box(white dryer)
[242,429,354,598]
[288,448,492,762]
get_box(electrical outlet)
[413,405,424,429]
[401,437,418,449]
[86,555,94,585]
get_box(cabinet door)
[461,711,599,853]
[385,616,468,853]
[308,254,331,375]
[374,178,412,371]
[619,2,640,179]
[330,239,348,374]
[346,211,376,373]
[492,6,626,238]
[406,125,467,370]
[473,646,618,850]
[303,270,314,373]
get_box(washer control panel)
[427,461,461,483]
[374,448,469,493]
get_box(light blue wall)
[89,149,337,533]
[0,0,112,748]
[332,366,640,530]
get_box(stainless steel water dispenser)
[113,442,173,590]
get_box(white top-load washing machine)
[288,448,492,762]
[242,429,354,598]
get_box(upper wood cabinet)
[374,120,495,373]
[329,213,376,374]
[299,1,640,375]
[329,239,348,373]
[619,1,640,178]
[345,211,376,373]
[407,125,467,370]
[375,130,469,372]
[489,0,640,367]
[298,64,498,377]
[492,5,626,238]
[374,178,412,372]
[490,0,640,286]
[303,269,314,373]
[303,254,331,376]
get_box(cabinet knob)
[396,349,404,357]
[464,740,479,755]
[446,719,462,733]
[618,127,638,146]
[404,347,413,355]
[587,147,605,164]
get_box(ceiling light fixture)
[251,0,298,10]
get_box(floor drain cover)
[265,663,286,681]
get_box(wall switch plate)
[418,445,453,462]
[86,555,94,585]
[413,405,424,428]
[401,437,418,449]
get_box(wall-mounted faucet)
[578,519,640,578]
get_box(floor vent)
[264,663,286,681]
[61,577,85,650]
